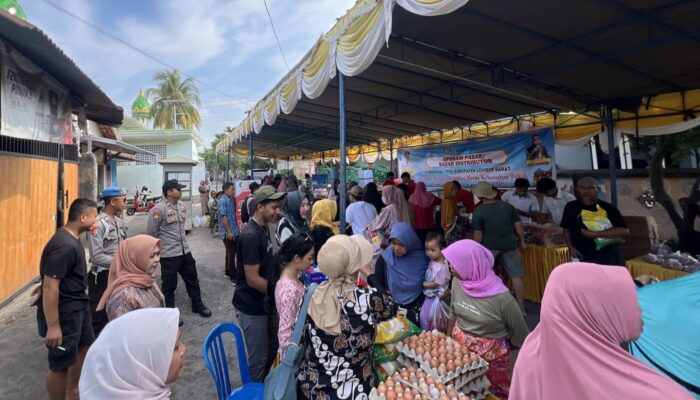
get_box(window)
[119,144,167,165]
[166,171,191,201]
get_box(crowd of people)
[33,172,698,400]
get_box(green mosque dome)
[132,89,150,118]
[0,0,26,20]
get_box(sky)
[21,0,357,147]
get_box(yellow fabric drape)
[303,38,331,80]
[520,244,571,303]
[625,257,689,282]
[337,0,383,53]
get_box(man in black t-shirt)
[561,177,630,265]
[37,198,98,400]
[233,185,285,382]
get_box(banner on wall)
[0,43,73,144]
[234,180,257,228]
[398,127,556,191]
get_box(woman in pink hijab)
[443,239,529,400]
[408,182,441,241]
[510,262,693,400]
[97,235,165,321]
[365,185,412,253]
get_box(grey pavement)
[0,209,242,400]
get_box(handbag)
[263,283,318,400]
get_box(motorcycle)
[125,192,161,215]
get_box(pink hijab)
[408,182,437,208]
[97,235,164,311]
[510,263,693,400]
[442,239,508,298]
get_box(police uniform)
[147,180,209,316]
[88,186,127,336]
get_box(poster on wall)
[1,43,73,144]
[398,127,556,191]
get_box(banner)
[1,43,73,144]
[398,127,556,191]
[234,180,257,228]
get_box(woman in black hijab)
[363,182,385,214]
[275,191,312,247]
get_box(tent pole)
[605,104,618,206]
[389,140,394,175]
[225,145,231,183]
[339,73,347,234]
[249,134,254,180]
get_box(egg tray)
[367,375,490,400]
[395,341,490,386]
[395,354,489,393]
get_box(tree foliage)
[147,70,202,130]
[632,127,700,232]
[200,129,273,180]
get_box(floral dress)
[297,286,397,400]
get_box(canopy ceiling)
[222,0,700,158]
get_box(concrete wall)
[117,164,163,197]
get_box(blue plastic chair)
[202,322,265,400]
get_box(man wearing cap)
[345,185,377,235]
[472,181,527,315]
[561,176,629,265]
[148,179,211,319]
[233,185,285,382]
[88,186,127,336]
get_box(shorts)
[491,249,524,279]
[37,307,95,371]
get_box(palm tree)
[146,70,202,130]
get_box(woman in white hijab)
[79,308,186,400]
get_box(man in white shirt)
[502,178,540,223]
[345,185,377,235]
[536,177,576,226]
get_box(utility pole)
[162,100,186,129]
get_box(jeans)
[235,309,279,382]
[160,252,204,309]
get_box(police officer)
[147,179,211,319]
[88,186,127,336]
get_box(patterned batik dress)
[297,286,396,400]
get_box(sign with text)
[398,127,555,191]
[1,45,72,144]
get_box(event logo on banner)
[398,127,556,191]
[0,43,73,144]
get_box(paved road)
[0,212,241,400]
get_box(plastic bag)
[426,300,449,333]
[375,315,422,344]
[581,206,625,250]
[375,361,399,382]
[193,216,202,228]
[373,344,398,364]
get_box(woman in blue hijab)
[630,272,700,399]
[366,222,429,324]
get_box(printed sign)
[398,127,556,191]
[1,45,72,143]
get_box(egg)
[446,360,455,372]
[437,365,447,375]
[438,354,447,364]
[386,390,397,400]
[385,378,395,388]
[426,376,435,385]
[416,346,424,355]
[418,382,429,392]
[440,395,450,400]
[447,389,459,398]
[445,344,454,353]
[469,354,478,363]
[429,359,439,368]
[430,349,439,358]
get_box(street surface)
[0,211,239,400]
